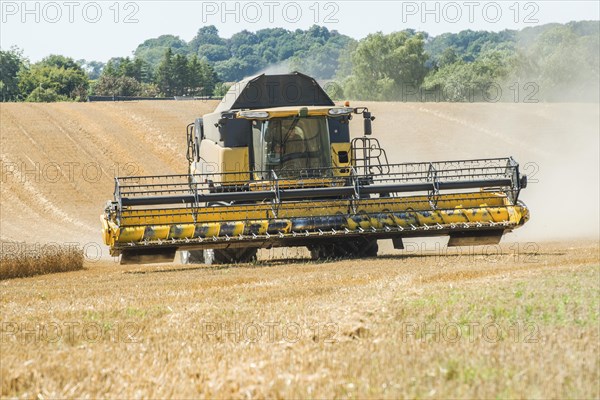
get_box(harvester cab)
[101,72,529,265]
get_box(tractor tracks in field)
[0,154,96,235]
[29,104,111,178]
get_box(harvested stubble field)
[1,242,598,398]
[0,100,599,398]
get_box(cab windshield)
[252,116,331,179]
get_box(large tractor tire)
[308,238,378,260]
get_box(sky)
[1,0,599,62]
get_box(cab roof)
[215,72,334,112]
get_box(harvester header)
[101,72,529,264]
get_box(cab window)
[253,116,332,179]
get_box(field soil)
[1,100,599,398]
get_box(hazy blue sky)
[1,1,599,62]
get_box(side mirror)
[363,111,375,135]
[520,175,528,189]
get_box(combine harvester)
[101,72,529,264]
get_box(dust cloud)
[348,101,600,242]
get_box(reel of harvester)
[102,156,529,264]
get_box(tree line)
[1,21,598,102]
[337,21,598,102]
[0,48,218,101]
[93,49,218,97]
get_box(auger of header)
[101,72,529,264]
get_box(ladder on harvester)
[351,137,390,177]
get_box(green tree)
[18,55,88,101]
[0,47,26,101]
[289,30,356,80]
[213,82,231,97]
[437,47,458,68]
[155,48,175,96]
[155,49,217,96]
[102,59,119,77]
[130,25,356,83]
[526,25,599,101]
[171,54,189,95]
[134,34,188,74]
[197,44,231,62]
[77,59,105,80]
[93,75,143,96]
[187,55,216,96]
[323,80,345,100]
[426,30,516,64]
[423,49,517,101]
[213,58,255,82]
[24,87,68,102]
[343,31,429,100]
[189,25,226,53]
[119,57,143,81]
[229,30,259,53]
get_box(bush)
[24,87,68,102]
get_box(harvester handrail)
[117,178,514,207]
[117,167,508,183]
[113,157,514,181]
[112,157,522,210]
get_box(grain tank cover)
[215,72,335,112]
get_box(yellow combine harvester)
[101,72,529,264]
